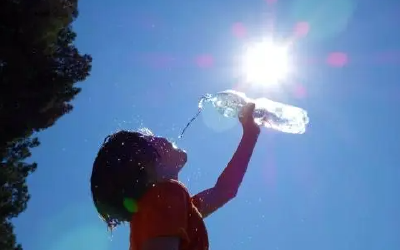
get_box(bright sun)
[242,39,291,85]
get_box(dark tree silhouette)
[0,0,92,249]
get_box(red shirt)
[130,181,209,250]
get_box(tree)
[0,0,92,249]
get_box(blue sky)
[14,0,400,249]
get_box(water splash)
[178,94,212,139]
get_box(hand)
[239,103,260,136]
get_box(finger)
[242,103,255,118]
[246,103,255,113]
[239,104,252,122]
[239,105,246,120]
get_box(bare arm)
[193,103,260,218]
[142,237,180,250]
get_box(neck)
[156,164,179,181]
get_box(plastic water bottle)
[179,90,309,137]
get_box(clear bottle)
[179,89,309,138]
[204,90,309,134]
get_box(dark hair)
[90,130,159,230]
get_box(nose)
[179,149,187,160]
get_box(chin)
[177,162,186,170]
[177,150,187,167]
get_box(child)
[90,103,260,250]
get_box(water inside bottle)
[211,90,248,118]
[252,97,309,134]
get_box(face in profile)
[144,135,187,179]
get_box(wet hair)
[90,130,159,230]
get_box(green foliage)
[0,0,92,249]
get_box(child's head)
[90,129,187,229]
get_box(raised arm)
[192,103,260,218]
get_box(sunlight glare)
[242,39,291,85]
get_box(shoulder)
[138,180,190,210]
[130,181,192,248]
[154,180,189,195]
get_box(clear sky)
[14,0,400,249]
